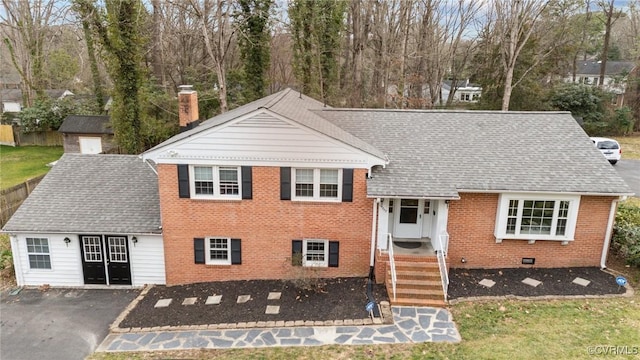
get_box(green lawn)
[613,135,640,160]
[89,294,640,360]
[0,145,63,189]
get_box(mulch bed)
[448,267,628,299]
[119,277,388,328]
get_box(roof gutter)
[601,196,626,269]
[457,189,635,197]
[1,230,163,236]
[367,195,460,200]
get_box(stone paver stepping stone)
[479,279,496,288]
[267,292,281,300]
[206,295,222,305]
[154,298,172,308]
[522,277,542,287]
[182,297,197,305]
[98,305,462,352]
[572,277,591,287]
[237,295,251,303]
[265,305,280,314]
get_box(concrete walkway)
[97,306,460,352]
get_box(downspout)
[367,198,381,318]
[9,235,24,286]
[369,198,379,267]
[600,196,624,269]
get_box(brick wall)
[447,193,615,269]
[158,165,373,285]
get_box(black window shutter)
[280,167,291,200]
[194,238,205,264]
[241,166,252,200]
[342,169,354,202]
[328,241,339,267]
[231,239,242,264]
[178,164,190,198]
[292,239,302,266]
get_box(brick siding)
[447,193,615,269]
[158,165,373,285]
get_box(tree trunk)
[599,0,616,88]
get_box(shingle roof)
[3,154,161,234]
[58,115,113,134]
[316,109,633,198]
[145,88,387,160]
[576,61,635,76]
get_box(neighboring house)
[3,154,165,287]
[566,60,636,107]
[58,115,115,154]
[1,89,74,114]
[441,80,482,103]
[387,80,482,106]
[3,88,633,306]
[0,74,21,90]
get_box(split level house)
[3,88,633,306]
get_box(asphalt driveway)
[1,288,139,360]
[614,159,640,197]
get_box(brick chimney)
[178,85,199,131]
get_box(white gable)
[143,109,385,169]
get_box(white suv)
[590,137,621,165]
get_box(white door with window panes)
[393,199,431,239]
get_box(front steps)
[385,258,446,307]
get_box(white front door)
[394,199,424,238]
[79,137,102,154]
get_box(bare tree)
[598,0,624,87]
[491,0,548,110]
[186,0,236,113]
[1,0,67,107]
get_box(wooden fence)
[0,175,45,228]
[13,130,63,146]
[0,125,15,146]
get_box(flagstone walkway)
[97,306,460,352]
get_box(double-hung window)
[293,168,342,201]
[206,237,231,265]
[26,237,51,269]
[303,239,328,267]
[192,166,240,199]
[495,194,580,241]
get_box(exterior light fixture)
[63,237,71,247]
[131,236,138,246]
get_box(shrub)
[0,235,14,286]
[612,202,640,267]
[285,253,326,292]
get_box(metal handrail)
[436,232,450,301]
[387,233,397,301]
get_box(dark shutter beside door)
[231,239,242,264]
[194,238,205,264]
[178,164,190,198]
[292,239,302,266]
[342,169,354,202]
[328,241,339,267]
[281,167,291,200]
[241,167,252,200]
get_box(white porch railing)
[387,233,397,301]
[436,231,450,301]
